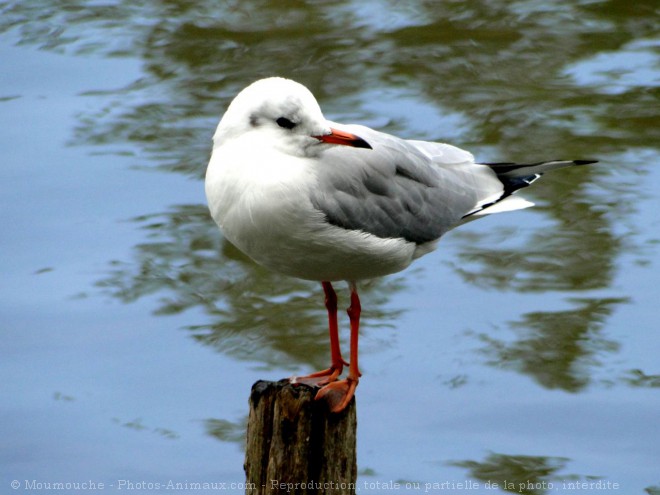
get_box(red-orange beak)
[314,128,372,149]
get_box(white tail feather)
[471,195,535,217]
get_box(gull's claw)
[290,362,347,387]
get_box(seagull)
[205,77,596,412]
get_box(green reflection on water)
[205,417,246,444]
[451,453,583,495]
[478,297,626,392]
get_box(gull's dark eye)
[276,117,297,130]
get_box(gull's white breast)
[205,135,419,282]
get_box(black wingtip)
[354,137,373,150]
[573,159,599,165]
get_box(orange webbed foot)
[315,377,358,413]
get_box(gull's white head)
[212,77,371,156]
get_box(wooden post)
[244,380,357,495]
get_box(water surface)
[1,1,659,494]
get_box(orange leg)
[290,282,348,387]
[315,283,362,413]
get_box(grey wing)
[310,125,504,244]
